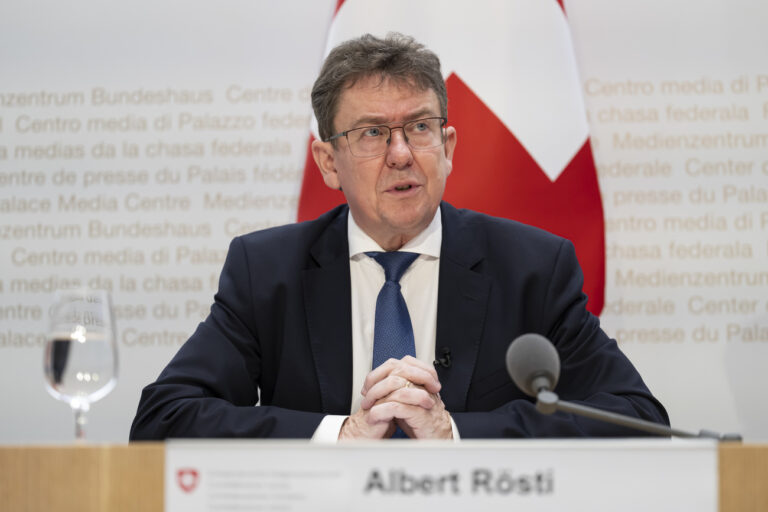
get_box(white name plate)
[166,439,717,511]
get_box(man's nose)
[385,128,413,168]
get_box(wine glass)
[43,288,118,440]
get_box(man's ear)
[442,126,457,176]
[311,139,341,190]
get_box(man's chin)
[382,209,436,237]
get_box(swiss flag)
[297,0,605,315]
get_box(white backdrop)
[0,0,766,442]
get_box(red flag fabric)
[297,0,605,314]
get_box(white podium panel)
[166,439,716,511]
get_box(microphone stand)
[534,383,742,441]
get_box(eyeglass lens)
[347,117,444,157]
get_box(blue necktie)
[366,251,419,439]
[366,251,420,369]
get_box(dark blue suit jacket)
[130,203,667,439]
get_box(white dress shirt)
[312,207,459,441]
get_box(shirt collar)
[348,207,442,259]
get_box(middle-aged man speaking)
[130,33,668,441]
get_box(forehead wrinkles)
[345,72,422,93]
[334,75,436,130]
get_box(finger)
[366,401,397,425]
[362,368,439,407]
[400,355,439,381]
[389,364,441,394]
[363,381,436,410]
[367,401,422,425]
[360,375,410,409]
[339,409,395,440]
[362,356,440,395]
[385,387,437,410]
[395,400,452,440]
[361,358,402,395]
[363,362,441,396]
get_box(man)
[130,33,667,441]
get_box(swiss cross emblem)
[176,467,200,493]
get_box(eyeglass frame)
[323,116,448,157]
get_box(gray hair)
[311,32,448,142]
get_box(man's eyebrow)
[349,108,439,129]
[349,115,389,127]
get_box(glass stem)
[72,400,89,441]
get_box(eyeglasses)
[325,116,447,158]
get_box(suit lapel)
[436,203,491,412]
[302,207,353,415]
[300,203,490,415]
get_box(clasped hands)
[339,355,453,440]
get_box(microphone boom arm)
[535,390,739,440]
[507,332,742,442]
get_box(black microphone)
[433,347,451,369]
[505,333,559,396]
[505,333,741,441]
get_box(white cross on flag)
[298,0,605,314]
